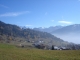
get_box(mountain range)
[33,26,63,33]
[33,24,80,44]
[0,21,69,46]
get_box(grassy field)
[0,43,80,60]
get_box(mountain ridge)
[0,21,69,46]
[32,24,80,44]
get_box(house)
[60,46,70,50]
[54,46,60,50]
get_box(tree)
[52,45,54,50]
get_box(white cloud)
[0,11,30,17]
[26,25,32,27]
[51,20,54,22]
[58,21,72,24]
[0,4,9,8]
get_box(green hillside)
[0,43,80,60]
[0,21,69,46]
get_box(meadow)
[0,43,80,60]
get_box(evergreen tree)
[52,45,54,50]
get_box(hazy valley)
[33,24,80,44]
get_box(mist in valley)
[53,33,80,44]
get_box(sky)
[0,0,80,28]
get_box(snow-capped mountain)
[33,25,63,33]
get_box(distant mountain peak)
[0,21,5,24]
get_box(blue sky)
[0,0,80,28]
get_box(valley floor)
[0,43,80,60]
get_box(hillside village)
[17,40,80,50]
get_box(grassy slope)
[0,43,80,60]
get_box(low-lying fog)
[53,33,80,44]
